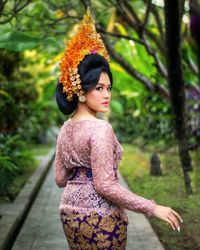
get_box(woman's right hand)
[152,204,183,232]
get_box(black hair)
[55,54,113,115]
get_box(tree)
[164,0,193,194]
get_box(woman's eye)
[96,87,103,91]
[96,86,112,92]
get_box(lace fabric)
[54,119,156,224]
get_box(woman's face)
[84,72,112,113]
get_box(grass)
[30,141,54,157]
[119,143,200,250]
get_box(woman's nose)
[103,90,110,98]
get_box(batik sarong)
[60,210,127,250]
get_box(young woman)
[54,9,183,250]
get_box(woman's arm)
[90,122,156,217]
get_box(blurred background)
[0,0,200,249]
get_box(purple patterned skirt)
[60,210,127,250]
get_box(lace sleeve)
[54,134,70,188]
[90,122,156,217]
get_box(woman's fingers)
[165,208,183,232]
[167,214,180,231]
[171,209,183,223]
[165,217,176,231]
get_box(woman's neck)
[72,103,97,120]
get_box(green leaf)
[0,30,56,51]
[0,90,12,99]
[110,100,124,115]
[0,156,18,171]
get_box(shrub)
[0,133,37,199]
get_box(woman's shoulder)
[63,118,114,135]
[63,118,112,128]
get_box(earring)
[78,95,86,102]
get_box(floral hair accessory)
[90,49,98,55]
[59,8,110,101]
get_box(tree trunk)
[197,46,200,84]
[164,0,193,194]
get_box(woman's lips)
[102,102,109,105]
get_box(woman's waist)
[61,182,117,212]
[67,165,118,182]
[62,181,105,203]
[68,166,93,182]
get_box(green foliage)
[115,38,156,80]
[0,134,37,199]
[0,47,57,198]
[0,50,57,142]
[0,79,58,143]
[0,30,56,52]
[0,80,39,137]
[0,49,22,81]
[110,63,174,145]
[108,28,174,144]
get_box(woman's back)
[54,119,129,223]
[56,118,122,170]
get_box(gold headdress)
[59,8,110,101]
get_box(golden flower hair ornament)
[59,8,110,101]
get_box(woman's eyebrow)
[97,83,111,87]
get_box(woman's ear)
[78,95,86,102]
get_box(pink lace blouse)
[54,118,156,224]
